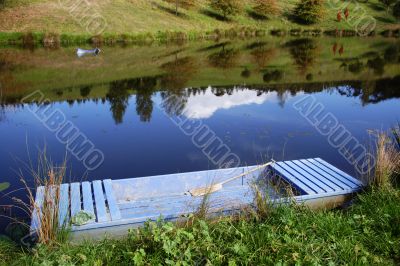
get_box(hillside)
[0,0,399,36]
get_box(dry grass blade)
[392,123,400,150]
[374,132,400,188]
[16,149,68,246]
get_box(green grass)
[1,187,399,265]
[0,0,398,39]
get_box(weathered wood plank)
[70,183,82,218]
[103,179,121,221]
[82,182,95,216]
[93,180,108,223]
[58,184,70,227]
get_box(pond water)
[0,37,399,234]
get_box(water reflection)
[182,88,276,119]
[0,38,399,124]
[208,45,240,69]
[160,56,197,90]
[285,38,319,75]
[249,42,277,70]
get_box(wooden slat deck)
[31,179,121,232]
[270,158,363,195]
[31,158,364,238]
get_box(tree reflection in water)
[208,45,240,69]
[285,38,319,75]
[135,77,158,122]
[160,55,197,116]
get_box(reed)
[373,131,400,188]
[252,185,271,219]
[16,149,69,246]
[392,122,400,150]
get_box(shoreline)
[0,27,399,47]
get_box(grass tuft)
[16,149,69,246]
[373,131,400,188]
[392,122,400,150]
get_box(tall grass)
[392,122,400,150]
[0,238,17,265]
[373,132,400,188]
[17,150,68,246]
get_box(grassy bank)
[0,187,399,265]
[1,129,399,265]
[0,0,399,45]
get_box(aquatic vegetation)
[0,182,10,192]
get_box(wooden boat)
[76,48,101,57]
[31,158,364,241]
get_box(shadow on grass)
[200,9,230,22]
[360,51,380,59]
[367,2,385,11]
[375,16,396,23]
[152,1,189,19]
[284,11,309,25]
[247,10,268,21]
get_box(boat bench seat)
[269,158,363,196]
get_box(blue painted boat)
[31,158,364,240]
[76,48,101,57]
